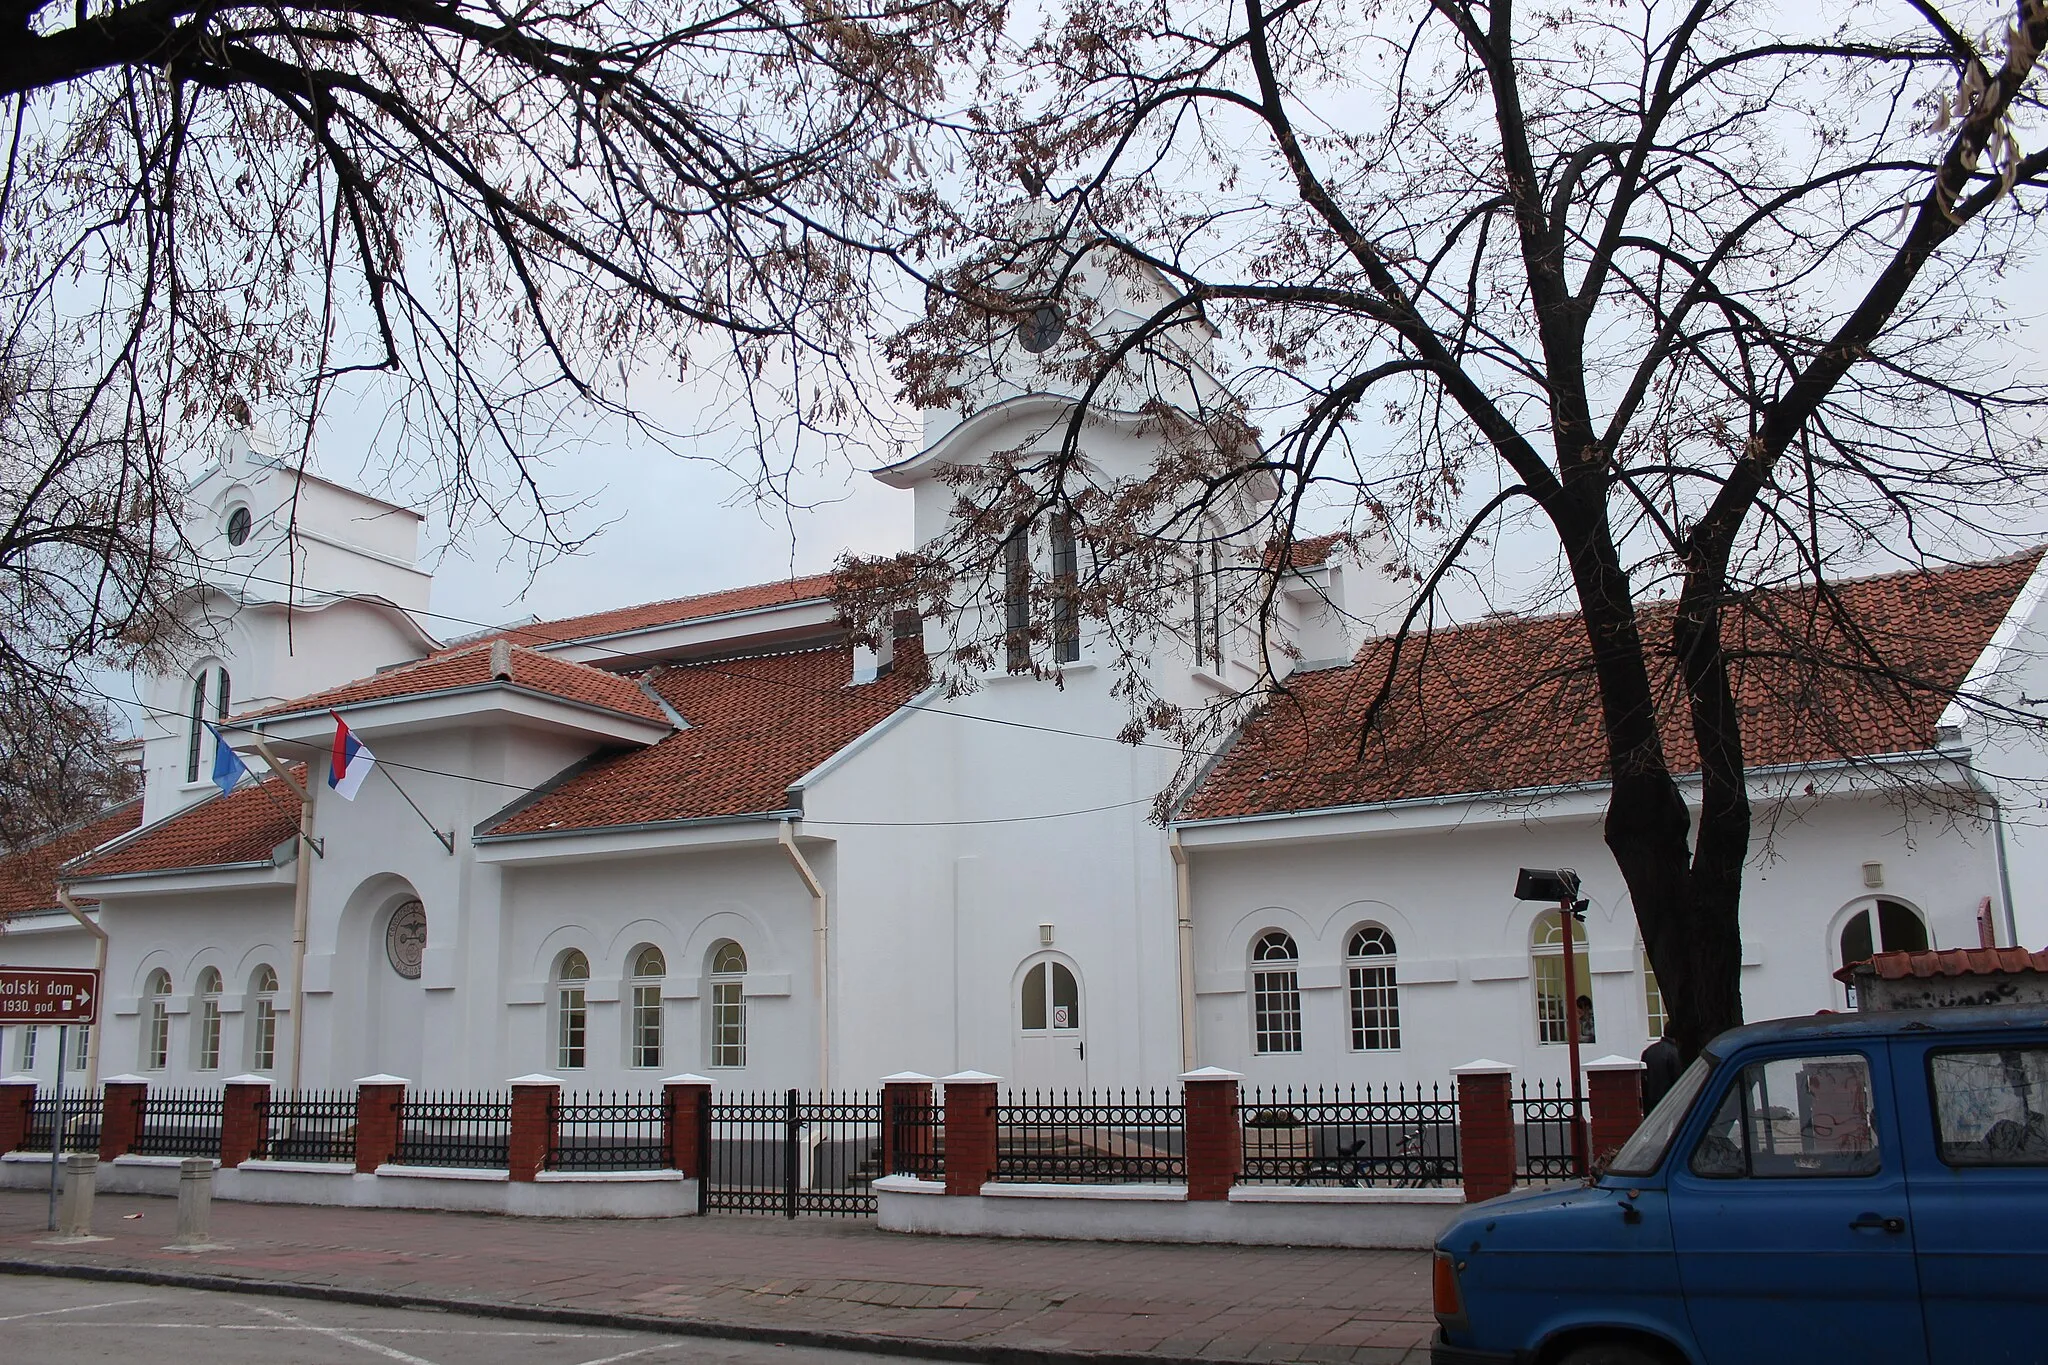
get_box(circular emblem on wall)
[385,898,427,979]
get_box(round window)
[1017,304,1064,354]
[225,506,253,546]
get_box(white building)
[6,318,2048,1099]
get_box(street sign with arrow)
[0,967,100,1025]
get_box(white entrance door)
[1013,957,1087,1092]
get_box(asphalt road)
[0,1275,909,1365]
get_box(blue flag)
[207,724,250,798]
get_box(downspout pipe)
[248,734,315,1091]
[1170,831,1196,1074]
[1952,749,2021,950]
[779,820,830,1093]
[55,888,108,1092]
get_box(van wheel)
[1554,1342,1670,1365]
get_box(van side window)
[1689,1052,1881,1178]
[1929,1048,2048,1166]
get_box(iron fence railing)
[1515,1080,1586,1181]
[257,1090,359,1163]
[549,1092,668,1171]
[1240,1084,1461,1187]
[395,1091,511,1169]
[18,1092,102,1154]
[994,1089,1185,1184]
[130,1088,223,1158]
[884,1100,945,1180]
[704,1090,881,1216]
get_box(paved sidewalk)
[0,1192,1435,1364]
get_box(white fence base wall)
[0,1152,699,1218]
[873,1176,1464,1249]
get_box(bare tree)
[855,0,2048,1057]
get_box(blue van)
[1430,1005,2048,1365]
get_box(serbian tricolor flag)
[328,712,377,801]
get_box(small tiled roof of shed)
[1182,552,2043,822]
[237,640,669,726]
[1834,946,2048,984]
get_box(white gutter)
[778,820,830,1093]
[1169,831,1196,1074]
[54,889,107,1092]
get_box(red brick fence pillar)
[1584,1055,1646,1168]
[353,1074,407,1173]
[941,1071,1000,1196]
[507,1075,562,1182]
[1180,1067,1242,1200]
[662,1074,712,1179]
[219,1074,275,1167]
[1453,1059,1516,1204]
[880,1072,936,1180]
[99,1075,148,1162]
[0,1076,34,1153]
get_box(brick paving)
[0,1190,1435,1364]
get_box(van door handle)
[1848,1213,1906,1234]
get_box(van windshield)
[1606,1054,1715,1176]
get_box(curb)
[0,1257,1247,1365]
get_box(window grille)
[1346,925,1401,1051]
[1251,931,1302,1054]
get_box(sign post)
[0,967,102,1231]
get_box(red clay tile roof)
[480,644,927,837]
[1182,553,2043,822]
[460,573,838,652]
[1834,946,2048,984]
[67,772,304,882]
[0,801,143,919]
[238,641,669,726]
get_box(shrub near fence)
[994,1089,1185,1184]
[258,1091,358,1163]
[550,1092,667,1172]
[130,1088,223,1158]
[395,1091,511,1169]
[1240,1085,1461,1188]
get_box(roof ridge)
[501,570,838,640]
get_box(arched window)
[1642,948,1668,1038]
[1020,960,1081,1032]
[708,941,747,1069]
[1049,515,1080,664]
[250,965,280,1072]
[1346,925,1401,1051]
[1004,525,1032,672]
[1251,931,1302,1054]
[143,969,172,1070]
[196,967,224,1070]
[184,666,231,783]
[1838,899,1929,1006]
[630,947,665,1069]
[1531,910,1594,1045]
[554,950,589,1070]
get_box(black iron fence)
[1514,1080,1586,1181]
[130,1088,223,1157]
[395,1091,510,1169]
[705,1090,881,1216]
[19,1092,102,1154]
[884,1099,945,1180]
[1240,1084,1461,1187]
[994,1089,1185,1184]
[550,1092,668,1172]
[257,1090,358,1163]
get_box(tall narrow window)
[185,673,208,782]
[1531,910,1592,1045]
[71,1024,90,1071]
[1837,899,1929,1006]
[1049,514,1080,664]
[20,1026,36,1070]
[250,965,279,1071]
[630,946,665,1069]
[216,668,231,726]
[1251,931,1303,1054]
[143,969,172,1070]
[709,941,747,1069]
[1207,544,1226,669]
[196,967,223,1070]
[1346,925,1401,1050]
[555,950,589,1070]
[1004,526,1032,672]
[1642,949,1668,1038]
[1189,552,1207,665]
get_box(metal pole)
[1559,902,1587,1174]
[47,1025,67,1230]
[784,1088,800,1219]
